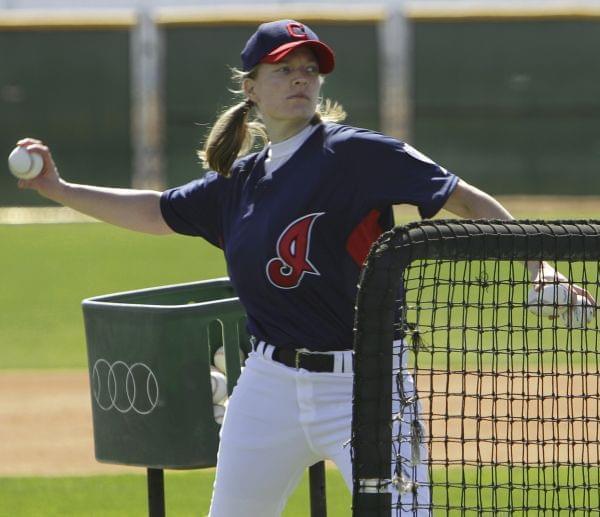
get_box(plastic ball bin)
[82,277,248,515]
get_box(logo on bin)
[92,359,159,415]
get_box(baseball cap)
[241,19,335,74]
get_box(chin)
[286,106,317,121]
[267,106,317,126]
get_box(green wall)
[0,29,131,205]
[1,19,598,205]
[413,20,600,194]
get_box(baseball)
[527,283,570,317]
[561,294,596,328]
[213,403,226,425]
[8,146,44,179]
[210,369,228,404]
[213,345,245,374]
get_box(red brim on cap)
[260,40,335,74]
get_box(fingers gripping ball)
[210,369,228,404]
[527,283,570,317]
[8,146,44,179]
[561,294,596,329]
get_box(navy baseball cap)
[241,20,335,74]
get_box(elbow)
[147,218,174,235]
[443,180,477,218]
[145,194,174,235]
[443,180,513,221]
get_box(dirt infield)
[3,367,598,476]
[0,371,142,476]
[416,369,600,466]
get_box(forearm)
[463,191,513,220]
[45,180,172,235]
[14,138,173,235]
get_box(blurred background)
[2,0,599,206]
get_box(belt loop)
[255,340,265,355]
[333,352,343,373]
[343,350,353,374]
[265,343,275,360]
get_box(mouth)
[287,94,310,100]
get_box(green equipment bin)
[82,277,248,470]
[82,277,327,516]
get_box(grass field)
[0,468,351,517]
[2,464,597,516]
[0,223,227,369]
[431,465,600,514]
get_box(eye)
[306,64,319,75]
[277,65,291,74]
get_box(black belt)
[252,340,336,373]
[272,348,335,373]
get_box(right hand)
[528,260,596,317]
[14,138,62,198]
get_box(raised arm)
[15,139,173,235]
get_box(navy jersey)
[160,122,458,351]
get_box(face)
[244,47,321,128]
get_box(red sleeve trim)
[345,209,383,266]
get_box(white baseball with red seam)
[210,369,228,404]
[213,403,226,425]
[527,283,570,317]
[561,294,596,328]
[8,146,44,179]
[212,345,245,374]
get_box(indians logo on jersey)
[266,213,324,289]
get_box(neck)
[265,118,313,144]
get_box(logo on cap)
[287,22,308,40]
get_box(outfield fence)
[2,3,599,206]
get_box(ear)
[243,78,258,104]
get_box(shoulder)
[319,123,409,172]
[201,150,261,183]
[185,150,261,191]
[321,122,403,153]
[320,123,447,174]
[231,151,262,176]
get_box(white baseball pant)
[208,341,429,516]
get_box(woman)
[16,19,586,517]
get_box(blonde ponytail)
[199,99,255,177]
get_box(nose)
[293,76,308,87]
[291,67,311,85]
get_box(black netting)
[352,220,600,516]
